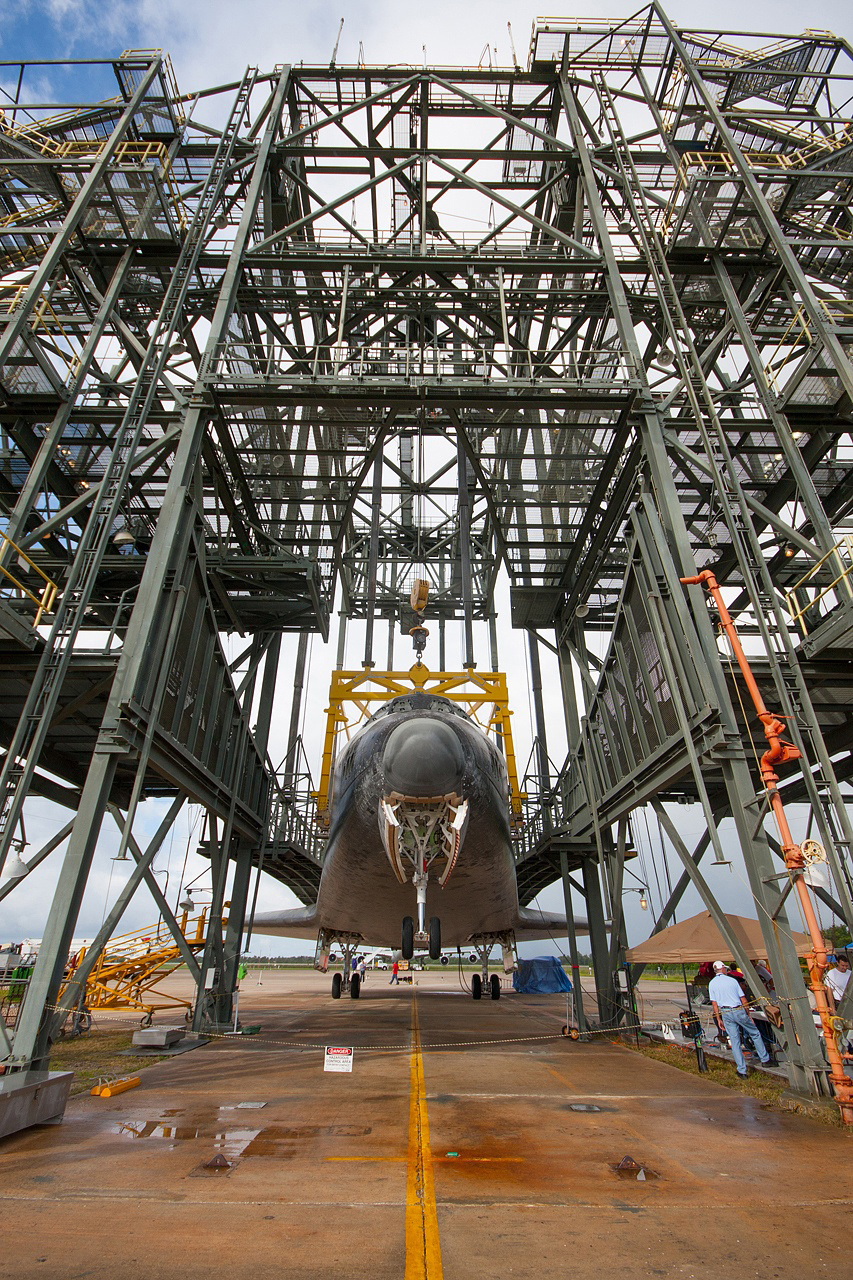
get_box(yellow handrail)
[785,537,853,634]
[0,533,59,626]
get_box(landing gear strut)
[466,931,516,1001]
[315,930,365,1001]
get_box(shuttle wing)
[513,907,589,942]
[251,905,319,940]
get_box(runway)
[1,969,851,1279]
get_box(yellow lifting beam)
[313,664,526,830]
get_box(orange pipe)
[682,569,853,1123]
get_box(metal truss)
[0,11,852,1097]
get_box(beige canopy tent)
[624,910,815,964]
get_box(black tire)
[490,973,501,1000]
[402,916,415,960]
[140,1011,153,1028]
[440,954,449,966]
[331,972,342,999]
[471,973,482,1000]
[429,916,441,961]
[350,972,360,999]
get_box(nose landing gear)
[381,790,467,971]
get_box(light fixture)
[170,337,188,356]
[0,849,28,885]
[658,345,676,367]
[639,893,648,911]
[616,217,632,234]
[575,602,590,618]
[112,527,134,549]
[112,849,129,862]
[179,891,195,912]
[784,544,796,558]
[214,213,229,231]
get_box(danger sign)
[324,1046,354,1073]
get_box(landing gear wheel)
[331,973,342,999]
[402,915,415,960]
[350,973,360,999]
[471,973,482,1000]
[139,1012,153,1028]
[429,916,441,961]
[490,974,501,1000]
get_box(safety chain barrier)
[8,999,667,1057]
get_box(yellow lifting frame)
[313,664,526,830]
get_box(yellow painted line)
[543,1064,578,1091]
[405,992,443,1280]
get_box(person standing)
[709,959,771,1078]
[357,956,367,985]
[389,959,399,985]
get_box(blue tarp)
[512,956,572,994]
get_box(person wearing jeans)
[708,959,771,1077]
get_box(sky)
[1,0,850,964]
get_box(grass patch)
[625,1038,848,1130]
[47,1029,170,1096]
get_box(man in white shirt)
[825,954,850,1010]
[709,959,771,1077]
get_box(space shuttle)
[254,586,584,997]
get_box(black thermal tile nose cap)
[382,718,464,795]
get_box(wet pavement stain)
[114,1118,375,1160]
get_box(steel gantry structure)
[1,10,853,1107]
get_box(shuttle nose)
[382,718,464,796]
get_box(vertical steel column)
[559,849,588,1035]
[582,857,614,1026]
[217,839,255,1026]
[335,612,348,669]
[285,632,309,785]
[457,433,475,669]
[254,633,282,765]
[557,637,583,752]
[362,451,384,668]
[527,632,550,791]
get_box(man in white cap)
[709,959,771,1077]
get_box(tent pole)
[682,961,708,1073]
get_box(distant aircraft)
[254,688,583,999]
